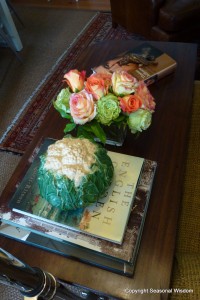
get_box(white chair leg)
[0,24,22,61]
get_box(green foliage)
[64,123,76,133]
[113,114,128,123]
[77,120,106,144]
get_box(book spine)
[155,62,177,81]
[144,62,177,86]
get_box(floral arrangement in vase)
[53,69,155,144]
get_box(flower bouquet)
[53,69,155,144]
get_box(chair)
[6,0,24,27]
[110,0,200,42]
[0,21,22,61]
[0,0,23,60]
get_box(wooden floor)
[12,0,111,11]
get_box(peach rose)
[70,90,96,125]
[111,70,138,96]
[136,81,155,111]
[64,69,86,92]
[85,73,112,100]
[119,94,142,113]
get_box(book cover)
[0,159,156,276]
[7,138,144,244]
[93,42,177,85]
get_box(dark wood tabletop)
[0,40,197,299]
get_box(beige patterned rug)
[0,6,97,148]
[0,6,97,197]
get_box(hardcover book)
[0,159,157,276]
[0,221,135,276]
[92,42,177,85]
[7,138,144,244]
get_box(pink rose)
[70,90,96,124]
[136,81,155,111]
[119,94,142,113]
[64,69,86,92]
[85,73,112,100]
[111,70,138,96]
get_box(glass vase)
[98,123,127,146]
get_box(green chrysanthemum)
[53,87,71,116]
[96,94,121,125]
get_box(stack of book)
[0,138,157,276]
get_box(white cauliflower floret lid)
[44,137,97,186]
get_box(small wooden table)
[0,41,197,299]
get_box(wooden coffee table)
[0,41,197,299]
